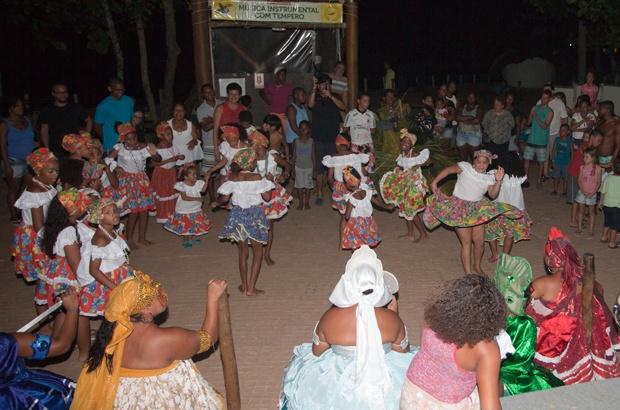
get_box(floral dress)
[424,162,519,229]
[342,186,381,250]
[164,181,212,236]
[380,148,429,220]
[322,153,372,214]
[257,150,292,219]
[11,187,57,282]
[485,175,532,243]
[112,143,155,216]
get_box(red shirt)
[264,82,293,114]
[568,141,590,177]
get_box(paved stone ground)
[1,166,619,409]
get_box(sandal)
[609,242,620,249]
[192,239,202,245]
[182,241,193,249]
[315,196,324,206]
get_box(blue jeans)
[456,131,482,147]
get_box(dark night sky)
[0,0,576,109]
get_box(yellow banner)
[212,1,343,24]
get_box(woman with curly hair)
[400,274,507,409]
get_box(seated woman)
[1,290,79,410]
[526,227,620,385]
[72,271,228,409]
[493,253,564,396]
[279,245,415,410]
[400,275,506,409]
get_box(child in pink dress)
[575,147,601,237]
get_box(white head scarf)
[329,245,394,408]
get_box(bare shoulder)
[91,231,111,247]
[27,182,45,193]
[243,173,263,182]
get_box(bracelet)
[195,330,212,354]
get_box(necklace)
[98,225,130,265]
[124,143,145,172]
[33,177,53,191]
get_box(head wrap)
[117,123,136,143]
[544,227,583,287]
[329,245,394,405]
[342,165,361,187]
[474,149,498,164]
[494,253,532,316]
[26,148,57,174]
[58,189,92,216]
[72,271,167,410]
[62,131,93,153]
[248,130,269,148]
[399,128,417,146]
[155,121,171,139]
[177,162,196,180]
[335,134,351,147]
[88,198,118,224]
[221,125,239,142]
[232,148,257,169]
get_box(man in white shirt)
[196,83,222,202]
[344,93,376,172]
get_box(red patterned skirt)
[36,256,80,306]
[151,167,179,223]
[342,216,381,250]
[164,211,212,236]
[113,172,156,216]
[11,222,48,282]
[79,265,134,316]
[263,183,293,220]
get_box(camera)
[313,55,323,79]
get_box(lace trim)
[501,175,527,187]
[458,161,496,185]
[397,149,430,169]
[217,179,274,195]
[322,153,369,168]
[174,180,205,195]
[398,327,410,350]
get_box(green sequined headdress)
[493,253,532,316]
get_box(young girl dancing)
[400,274,507,409]
[38,189,93,360]
[575,147,601,237]
[78,198,134,357]
[107,123,160,249]
[322,133,372,248]
[151,121,184,223]
[217,148,274,296]
[424,150,517,275]
[342,166,393,250]
[486,152,532,262]
[249,129,292,265]
[164,163,212,248]
[204,124,249,207]
[380,129,430,243]
[11,148,59,329]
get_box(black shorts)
[603,206,620,231]
[314,140,337,174]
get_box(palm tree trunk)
[134,11,158,123]
[161,0,180,120]
[100,0,124,79]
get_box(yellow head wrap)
[72,271,167,410]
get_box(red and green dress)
[380,148,429,220]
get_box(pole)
[582,253,595,347]
[345,0,358,111]
[218,292,241,410]
[191,0,213,99]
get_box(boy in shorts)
[291,121,315,210]
[524,90,554,188]
[551,124,572,196]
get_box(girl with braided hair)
[38,189,94,361]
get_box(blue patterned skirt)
[220,205,269,244]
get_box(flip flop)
[182,241,192,249]
[315,196,324,206]
[609,242,620,249]
[192,239,202,245]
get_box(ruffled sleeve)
[104,157,117,171]
[458,161,496,185]
[239,179,275,194]
[53,226,80,255]
[113,143,123,152]
[91,237,128,261]
[217,181,234,196]
[140,147,152,159]
[14,189,57,210]
[502,175,527,187]
[397,149,430,169]
[174,182,186,192]
[324,153,369,168]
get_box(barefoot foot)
[139,239,154,246]
[245,288,265,296]
[398,233,415,242]
[296,204,303,211]
[128,241,140,250]
[304,204,311,210]
[237,285,247,294]
[412,235,429,244]
[264,255,276,266]
[472,267,486,276]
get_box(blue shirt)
[554,137,571,166]
[94,95,134,151]
[285,103,309,144]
